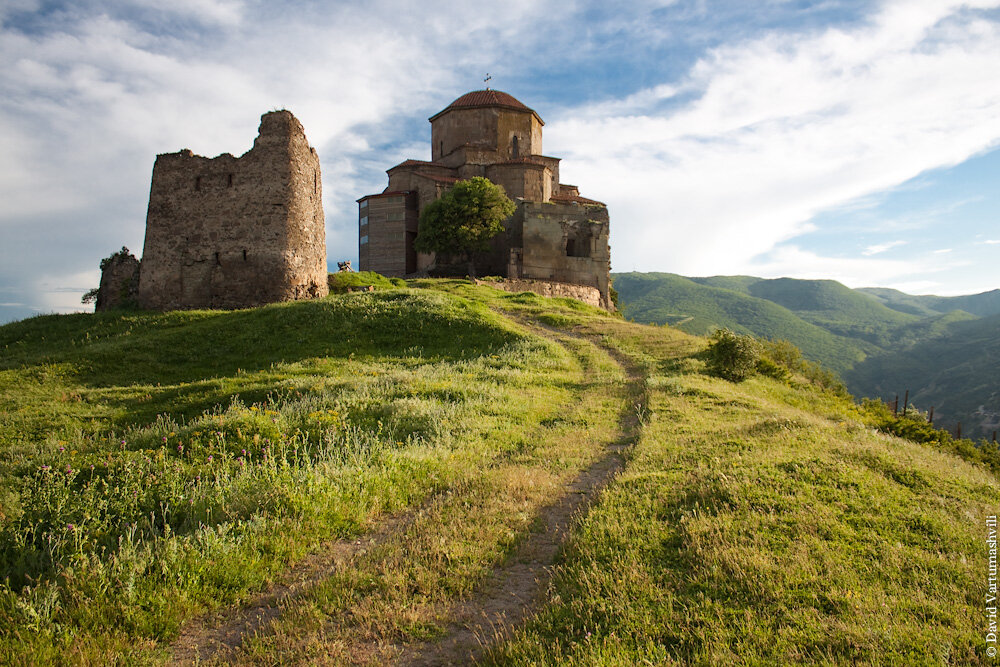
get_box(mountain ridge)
[613,271,1000,436]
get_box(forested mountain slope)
[614,271,1000,435]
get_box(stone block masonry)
[474,278,605,309]
[358,89,613,310]
[136,110,328,310]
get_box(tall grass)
[0,290,574,662]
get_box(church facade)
[357,90,613,309]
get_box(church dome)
[430,90,542,123]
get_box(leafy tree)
[414,177,515,276]
[704,328,761,382]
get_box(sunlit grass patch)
[487,347,996,665]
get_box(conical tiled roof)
[429,90,542,123]
[446,90,530,111]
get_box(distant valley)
[613,272,1000,437]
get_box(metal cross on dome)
[484,73,492,89]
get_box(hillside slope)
[614,271,1000,435]
[610,272,873,374]
[0,281,995,664]
[845,313,1000,433]
[860,286,1000,318]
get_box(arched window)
[511,135,519,158]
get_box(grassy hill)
[614,272,1000,436]
[0,280,995,664]
[611,273,876,374]
[860,286,1000,318]
[845,313,1000,434]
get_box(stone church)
[357,90,613,309]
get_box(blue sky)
[1,0,999,323]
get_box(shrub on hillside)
[856,397,1000,476]
[755,356,791,382]
[760,338,849,396]
[704,329,761,382]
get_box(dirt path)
[395,323,647,665]
[168,317,646,666]
[169,510,421,665]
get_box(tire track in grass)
[169,508,421,665]
[396,322,647,666]
[169,321,591,665]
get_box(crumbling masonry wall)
[96,248,140,311]
[137,110,327,310]
[511,201,612,309]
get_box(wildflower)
[58,446,65,452]
[40,465,50,472]
[177,444,184,453]
[67,524,75,531]
[162,436,168,443]
[207,455,213,463]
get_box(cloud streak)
[547,0,1000,284]
[2,0,1000,322]
[862,241,907,256]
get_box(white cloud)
[127,0,245,27]
[862,240,907,256]
[984,239,1000,244]
[933,248,953,254]
[747,245,933,289]
[3,0,1000,317]
[548,0,1000,282]
[0,0,554,314]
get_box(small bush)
[328,271,407,294]
[704,329,761,382]
[756,356,791,382]
[760,338,849,395]
[855,397,1000,476]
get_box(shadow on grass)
[0,291,525,389]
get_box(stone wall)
[358,192,418,277]
[430,106,542,161]
[515,201,612,309]
[474,278,609,310]
[95,248,140,311]
[137,110,327,310]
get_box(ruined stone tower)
[136,110,328,310]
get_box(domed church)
[357,89,613,309]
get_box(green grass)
[613,271,1000,436]
[0,288,581,662]
[327,270,406,293]
[611,272,873,374]
[485,324,997,666]
[0,280,995,664]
